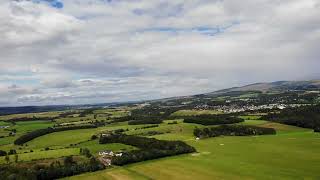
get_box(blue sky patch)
[140,22,239,36]
[31,0,63,9]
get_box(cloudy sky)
[0,0,320,106]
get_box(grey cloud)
[0,0,319,106]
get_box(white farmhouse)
[99,150,114,156]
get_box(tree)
[5,154,10,164]
[91,135,98,140]
[64,156,74,166]
[8,149,16,155]
[80,148,92,158]
[14,154,18,163]
[0,150,7,156]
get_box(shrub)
[114,129,125,134]
[91,135,98,140]
[8,149,17,155]
[0,150,7,156]
[168,121,178,125]
[80,148,92,158]
[63,156,75,166]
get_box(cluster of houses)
[194,103,291,113]
[98,150,123,166]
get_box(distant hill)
[1,80,320,115]
[207,80,320,95]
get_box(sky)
[0,0,320,106]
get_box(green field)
[1,108,319,180]
[67,124,320,180]
[0,148,80,164]
[78,141,137,154]
[0,121,11,126]
[0,120,55,146]
[0,111,62,121]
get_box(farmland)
[0,103,320,179]
[68,126,320,180]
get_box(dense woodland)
[99,134,196,165]
[194,125,276,138]
[183,114,244,125]
[0,156,105,180]
[14,125,97,145]
[111,106,183,124]
[262,104,320,131]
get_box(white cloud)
[0,0,319,106]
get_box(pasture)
[0,148,80,164]
[67,125,320,180]
[0,108,319,180]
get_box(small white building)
[115,153,123,157]
[99,150,114,156]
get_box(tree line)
[99,134,196,165]
[183,114,244,125]
[261,104,320,132]
[14,124,97,145]
[7,116,55,122]
[78,109,97,117]
[194,125,276,138]
[111,106,184,125]
[0,156,105,180]
[128,119,163,125]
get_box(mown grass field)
[67,123,320,180]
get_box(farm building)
[99,150,123,157]
[99,150,114,156]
